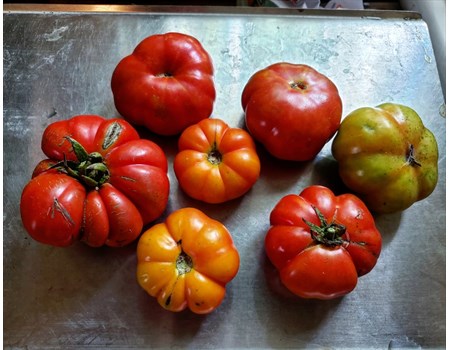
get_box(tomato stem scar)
[207,142,222,165]
[289,81,307,90]
[176,251,193,275]
[406,144,421,167]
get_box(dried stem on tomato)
[303,206,346,247]
[50,137,110,188]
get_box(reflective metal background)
[3,5,446,349]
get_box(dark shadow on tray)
[372,211,402,246]
[254,247,343,347]
[136,288,206,342]
[135,268,237,342]
[170,182,246,223]
[308,153,348,193]
[257,142,314,193]
[134,124,180,160]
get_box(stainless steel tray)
[4,5,446,349]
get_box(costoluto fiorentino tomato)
[20,115,169,247]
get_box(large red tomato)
[242,63,342,161]
[20,115,170,247]
[265,185,382,299]
[111,32,216,136]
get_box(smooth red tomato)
[137,207,240,314]
[111,32,216,136]
[242,63,342,161]
[265,185,382,299]
[20,115,170,247]
[173,118,261,203]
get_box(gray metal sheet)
[3,5,446,349]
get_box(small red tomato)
[265,185,382,299]
[242,63,342,161]
[173,118,261,203]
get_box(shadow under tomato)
[257,144,314,194]
[168,180,247,222]
[372,211,402,246]
[136,288,207,342]
[134,124,180,159]
[253,247,344,347]
[309,153,348,194]
[135,265,237,345]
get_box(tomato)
[136,207,240,314]
[331,103,439,213]
[20,115,170,247]
[111,32,216,136]
[265,185,382,300]
[173,118,261,203]
[241,63,342,161]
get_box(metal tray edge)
[3,4,422,20]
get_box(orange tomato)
[136,207,240,314]
[174,118,261,203]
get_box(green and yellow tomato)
[332,103,438,213]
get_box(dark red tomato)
[242,63,342,161]
[111,32,216,136]
[265,185,382,299]
[20,115,170,248]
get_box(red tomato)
[173,118,261,203]
[20,115,170,248]
[242,63,342,161]
[111,32,216,136]
[265,185,382,299]
[21,174,85,247]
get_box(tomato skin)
[98,184,143,248]
[82,191,109,247]
[331,103,439,213]
[242,63,342,161]
[174,118,261,203]
[111,32,216,136]
[41,115,105,160]
[105,139,169,225]
[265,185,382,300]
[20,173,85,247]
[20,115,169,248]
[280,245,358,299]
[136,207,240,314]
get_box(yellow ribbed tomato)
[136,207,240,314]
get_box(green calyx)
[52,137,110,188]
[303,206,346,246]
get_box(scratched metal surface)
[3,5,446,349]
